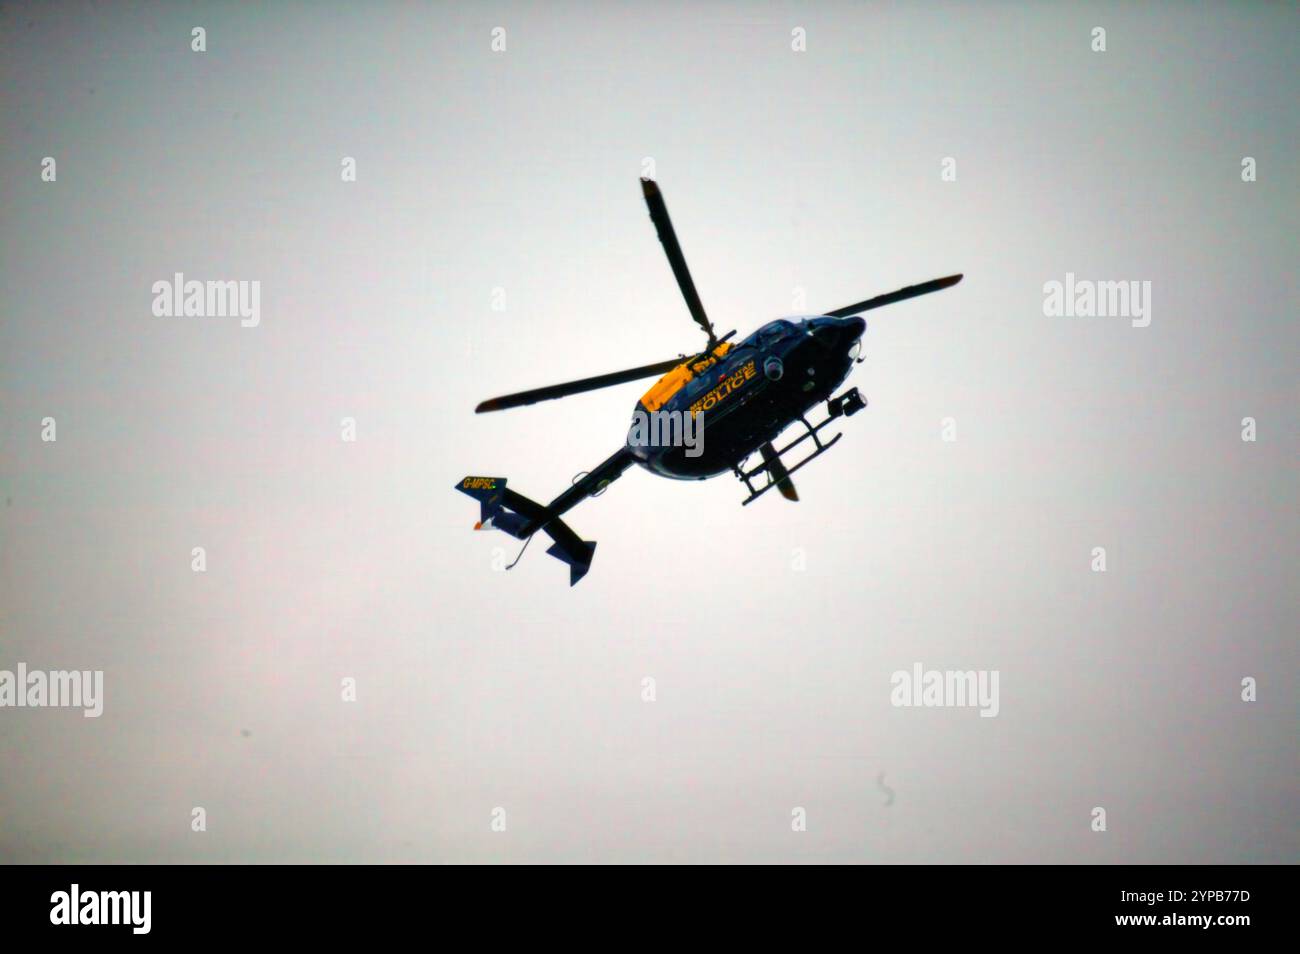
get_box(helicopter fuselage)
[627,314,866,479]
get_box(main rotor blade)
[475,357,683,413]
[641,178,716,346]
[824,273,963,318]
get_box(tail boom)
[455,453,630,586]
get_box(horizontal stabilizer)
[546,538,597,587]
[477,509,530,537]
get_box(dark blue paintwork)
[627,314,866,479]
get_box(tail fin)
[454,476,596,585]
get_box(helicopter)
[457,178,962,584]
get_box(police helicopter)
[457,178,961,584]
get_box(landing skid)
[735,388,866,505]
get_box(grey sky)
[1,1,1295,862]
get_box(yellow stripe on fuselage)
[639,341,732,412]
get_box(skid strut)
[736,416,841,506]
[734,388,867,505]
